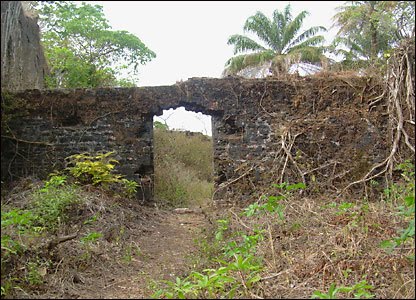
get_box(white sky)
[93,1,344,135]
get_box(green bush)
[1,175,81,296]
[65,151,139,198]
[33,176,81,232]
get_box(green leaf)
[404,195,415,207]
[286,182,306,191]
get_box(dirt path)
[75,208,208,299]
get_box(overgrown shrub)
[65,151,139,198]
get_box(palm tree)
[224,4,327,76]
[331,1,398,64]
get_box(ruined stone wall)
[1,1,48,91]
[1,76,387,203]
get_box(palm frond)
[330,36,369,60]
[227,34,266,55]
[272,4,294,50]
[332,3,366,36]
[224,50,275,75]
[290,46,326,63]
[272,10,288,51]
[283,4,292,24]
[225,3,328,76]
[273,4,292,32]
[282,10,309,49]
[287,35,325,53]
[243,12,275,50]
[223,55,246,75]
[285,26,327,52]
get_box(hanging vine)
[344,38,415,191]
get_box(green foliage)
[331,1,414,66]
[65,152,139,198]
[1,176,81,295]
[335,202,355,215]
[215,219,229,241]
[243,182,306,219]
[1,177,80,238]
[42,174,67,190]
[311,280,374,299]
[27,261,44,286]
[65,152,121,186]
[152,251,262,299]
[153,121,169,130]
[37,1,156,88]
[1,151,140,296]
[80,232,103,245]
[32,176,81,232]
[1,209,35,233]
[153,128,213,207]
[1,209,33,262]
[380,161,415,253]
[224,4,327,75]
[153,182,306,298]
[222,230,264,258]
[153,213,262,297]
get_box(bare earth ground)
[72,208,208,299]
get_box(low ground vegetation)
[1,137,414,299]
[1,152,139,298]
[152,168,415,298]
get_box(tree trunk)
[369,3,379,63]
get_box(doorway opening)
[153,107,214,208]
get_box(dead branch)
[212,167,254,201]
[229,208,253,232]
[279,131,305,184]
[46,233,79,251]
[302,161,338,176]
[1,135,54,146]
[259,82,273,116]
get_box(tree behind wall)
[331,1,415,67]
[37,1,156,88]
[223,4,327,77]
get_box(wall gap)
[152,107,214,208]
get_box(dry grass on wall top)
[153,128,214,208]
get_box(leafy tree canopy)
[37,1,156,88]
[331,1,415,66]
